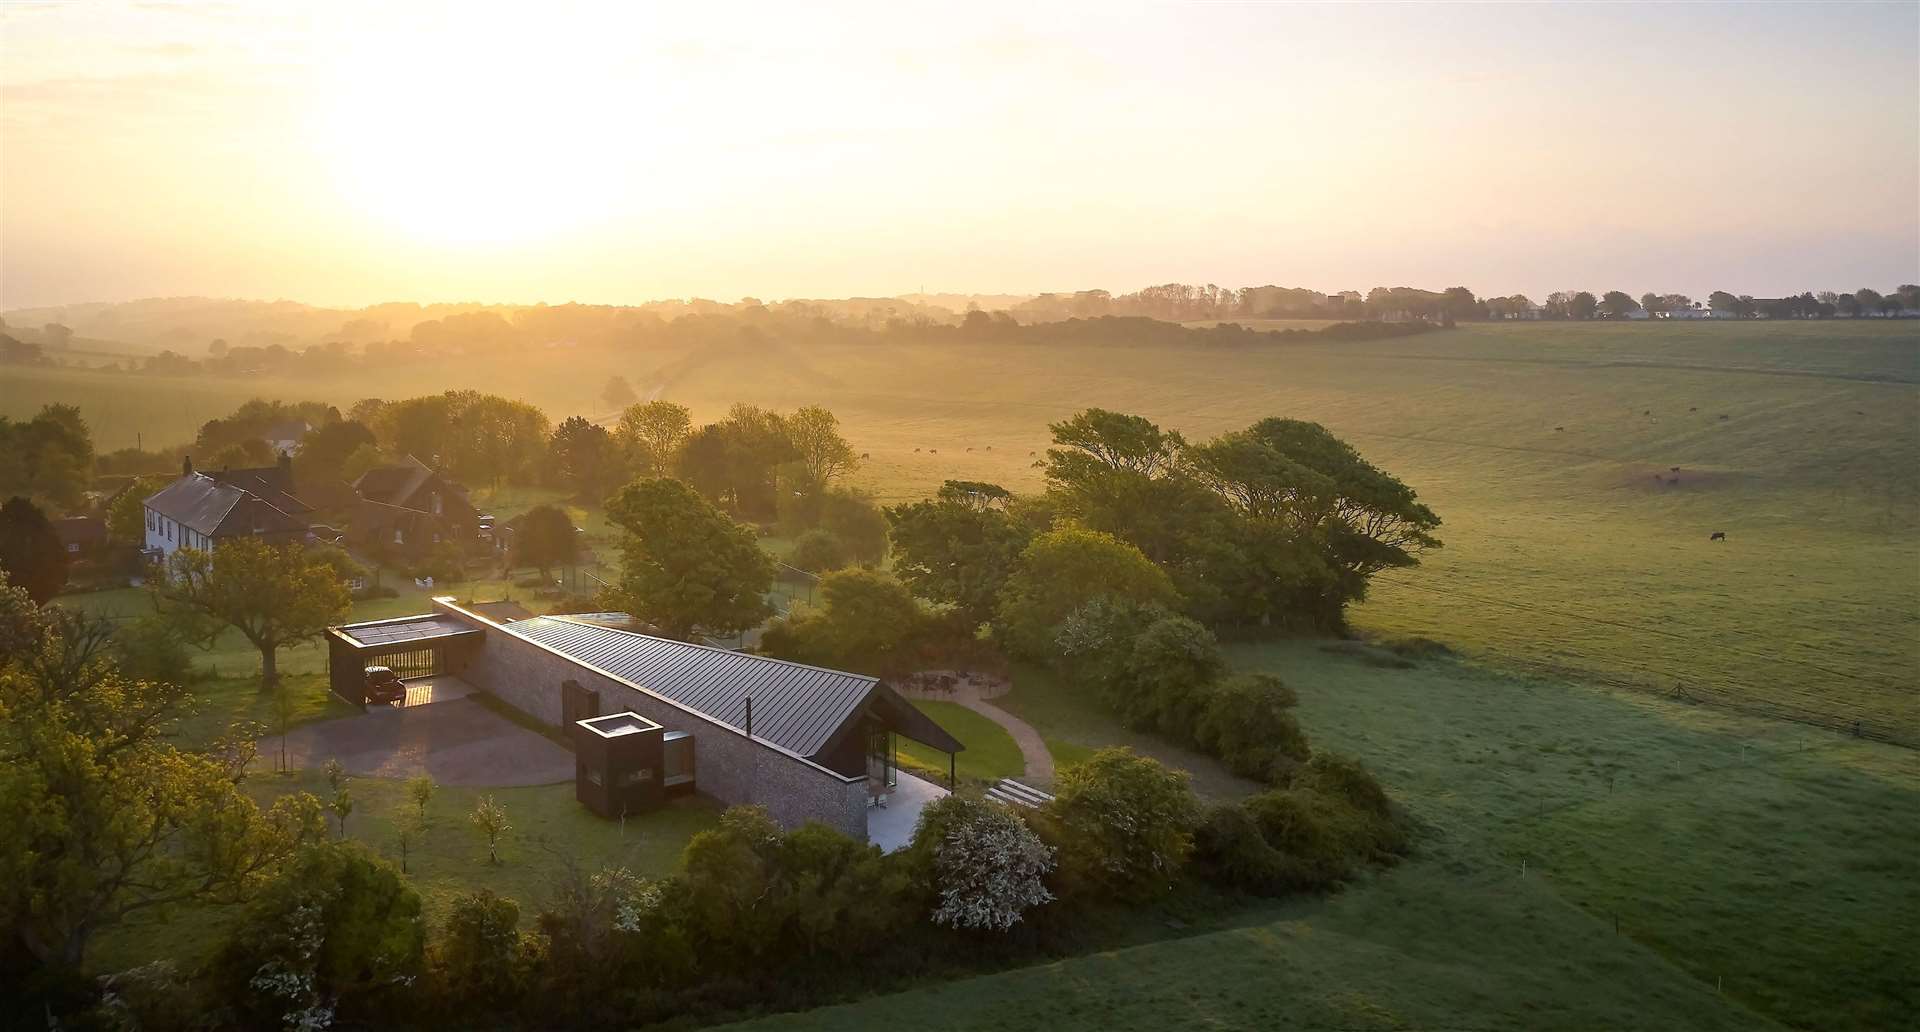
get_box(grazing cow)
[1644,409,1651,415]
[1554,426,1565,432]
[1709,531,1726,541]
[1670,466,1681,472]
[1719,414,1730,420]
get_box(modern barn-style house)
[325,598,964,843]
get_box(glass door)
[866,728,896,788]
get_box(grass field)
[733,644,1915,1032]
[12,320,1915,735]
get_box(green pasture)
[734,641,1914,1032]
[13,319,1914,733]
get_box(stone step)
[988,778,1054,808]
[984,786,1039,809]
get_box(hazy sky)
[3,1,1916,311]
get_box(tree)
[1853,287,1884,316]
[1599,291,1641,318]
[471,795,510,865]
[759,568,923,673]
[787,528,851,573]
[1708,290,1742,316]
[886,482,1034,627]
[548,416,621,498]
[0,497,69,602]
[0,582,325,975]
[614,400,692,475]
[994,528,1178,659]
[676,404,796,517]
[1639,292,1663,316]
[601,375,638,411]
[1191,418,1440,628]
[819,489,888,565]
[910,796,1054,931]
[407,774,437,826]
[0,405,92,508]
[213,841,424,1027]
[605,477,772,639]
[783,405,858,495]
[149,538,351,690]
[297,419,377,481]
[1568,291,1598,320]
[106,476,167,547]
[513,504,579,575]
[1044,748,1199,900]
[341,441,386,482]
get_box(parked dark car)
[365,665,405,705]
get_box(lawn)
[896,700,1025,785]
[91,772,718,975]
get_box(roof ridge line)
[534,615,882,684]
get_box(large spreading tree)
[149,538,351,689]
[0,582,324,976]
[605,477,773,639]
[886,481,1035,629]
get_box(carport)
[326,614,484,708]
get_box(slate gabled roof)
[144,474,307,538]
[211,465,312,515]
[504,615,899,759]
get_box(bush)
[1044,748,1199,901]
[213,841,424,1028]
[1293,751,1393,820]
[677,807,913,966]
[909,796,1055,931]
[112,614,195,686]
[1194,673,1309,781]
[1240,788,1359,891]
[1108,614,1223,740]
[1192,802,1290,895]
[787,528,850,573]
[434,890,530,1004]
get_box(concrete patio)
[867,770,947,853]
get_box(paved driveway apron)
[269,697,574,786]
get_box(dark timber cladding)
[505,616,962,759]
[326,614,483,707]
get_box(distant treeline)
[1015,282,1920,323]
[2,312,1438,380]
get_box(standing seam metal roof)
[504,616,879,758]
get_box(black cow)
[1709,532,1726,541]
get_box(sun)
[317,12,646,247]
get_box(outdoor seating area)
[865,770,947,853]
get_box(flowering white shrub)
[931,805,1055,931]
